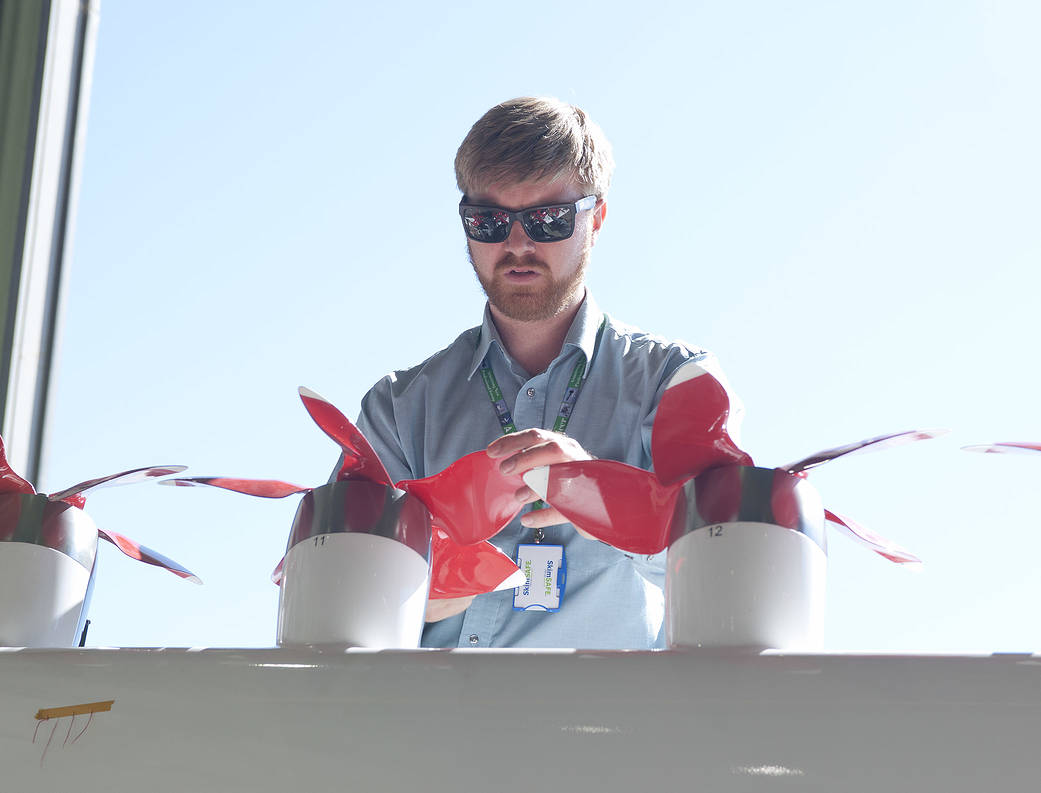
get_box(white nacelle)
[275,480,432,649]
[0,544,93,647]
[0,496,98,647]
[665,466,827,651]
[666,521,826,649]
[277,532,429,648]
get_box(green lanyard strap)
[478,354,587,438]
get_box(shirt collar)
[468,306,505,379]
[560,291,602,381]
[467,291,604,381]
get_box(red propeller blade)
[48,465,187,502]
[824,509,921,565]
[270,555,286,585]
[963,442,1041,455]
[782,429,948,474]
[162,477,311,499]
[429,526,524,599]
[524,460,683,554]
[651,362,753,486]
[0,436,35,495]
[298,387,392,485]
[399,451,524,546]
[97,528,202,583]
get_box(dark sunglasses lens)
[462,208,511,243]
[521,205,575,242]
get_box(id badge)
[513,544,566,612]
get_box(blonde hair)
[455,97,614,199]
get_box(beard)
[469,244,590,322]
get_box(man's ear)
[590,199,607,244]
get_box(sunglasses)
[459,195,597,243]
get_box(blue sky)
[41,0,1041,651]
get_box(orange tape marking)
[35,700,114,721]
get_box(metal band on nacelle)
[286,480,432,563]
[0,493,98,570]
[674,466,827,554]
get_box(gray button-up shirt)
[356,293,719,649]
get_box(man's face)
[466,177,604,322]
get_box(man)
[356,97,730,649]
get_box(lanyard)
[478,324,603,539]
[478,354,588,438]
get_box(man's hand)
[425,595,475,623]
[486,429,596,539]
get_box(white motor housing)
[276,480,431,649]
[0,495,98,647]
[665,466,827,651]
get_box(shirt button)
[468,634,480,646]
[526,387,536,398]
